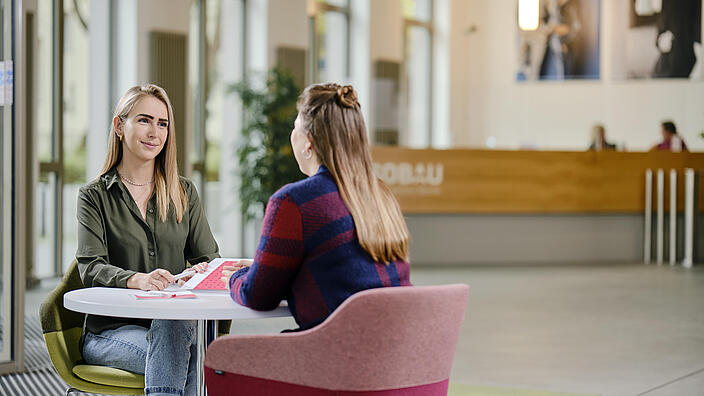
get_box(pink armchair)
[205,284,469,395]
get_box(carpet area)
[0,314,93,396]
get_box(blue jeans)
[83,320,198,396]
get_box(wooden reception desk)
[370,147,704,214]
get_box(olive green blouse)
[76,167,220,334]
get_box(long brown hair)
[99,84,188,222]
[297,83,409,263]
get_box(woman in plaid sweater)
[223,83,411,330]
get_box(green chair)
[40,260,231,395]
[40,260,145,395]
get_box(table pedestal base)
[197,320,218,396]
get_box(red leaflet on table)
[191,260,239,291]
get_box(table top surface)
[64,287,291,320]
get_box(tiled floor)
[22,263,704,396]
[412,264,704,396]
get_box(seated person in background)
[222,83,412,331]
[651,121,688,152]
[588,124,617,151]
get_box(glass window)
[324,0,347,7]
[189,0,204,195]
[402,0,432,21]
[190,0,246,257]
[0,75,4,362]
[0,0,8,363]
[203,0,226,252]
[35,0,58,278]
[62,0,90,272]
[34,0,96,279]
[36,0,52,164]
[401,0,433,148]
[0,0,14,366]
[204,0,222,188]
[403,24,431,148]
[311,0,350,83]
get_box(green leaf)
[230,66,303,221]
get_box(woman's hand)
[176,262,209,286]
[220,259,253,286]
[127,269,175,291]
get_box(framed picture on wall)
[615,0,702,79]
[516,0,601,81]
[629,0,658,28]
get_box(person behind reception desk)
[221,83,412,331]
[588,124,617,151]
[651,121,688,152]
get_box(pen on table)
[172,269,195,282]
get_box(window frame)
[0,0,28,374]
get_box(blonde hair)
[591,124,605,141]
[297,83,409,263]
[100,84,188,222]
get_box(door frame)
[0,0,27,374]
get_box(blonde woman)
[76,84,219,396]
[588,124,616,151]
[222,83,411,331]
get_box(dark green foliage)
[229,67,303,221]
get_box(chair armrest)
[206,332,323,387]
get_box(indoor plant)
[229,67,303,221]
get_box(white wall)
[459,0,704,151]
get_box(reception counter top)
[371,147,704,214]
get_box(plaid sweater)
[229,166,411,330]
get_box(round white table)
[64,287,291,396]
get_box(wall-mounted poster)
[516,0,601,81]
[613,0,702,79]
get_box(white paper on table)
[133,290,196,299]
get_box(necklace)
[118,171,154,187]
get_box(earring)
[118,134,123,142]
[302,148,312,160]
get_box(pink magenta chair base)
[205,284,469,395]
[204,369,449,395]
